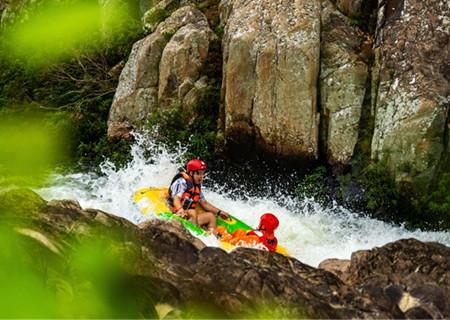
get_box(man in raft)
[167,159,230,233]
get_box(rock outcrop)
[319,239,450,319]
[220,0,321,160]
[320,0,368,164]
[344,239,449,319]
[104,0,449,194]
[108,5,214,138]
[371,0,449,187]
[1,188,449,318]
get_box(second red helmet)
[187,159,207,172]
[258,213,279,233]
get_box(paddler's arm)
[172,195,188,218]
[199,199,230,219]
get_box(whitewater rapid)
[37,133,450,267]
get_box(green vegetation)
[147,82,221,163]
[295,166,331,204]
[0,0,144,173]
[0,108,74,187]
[410,173,450,229]
[357,161,400,215]
[0,225,159,318]
[145,7,171,27]
[296,159,449,230]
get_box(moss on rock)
[0,188,46,217]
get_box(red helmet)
[186,159,207,172]
[258,213,279,233]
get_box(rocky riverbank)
[1,188,448,318]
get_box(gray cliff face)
[320,0,368,165]
[107,5,214,139]
[220,0,321,160]
[222,1,320,159]
[371,0,449,187]
[106,0,449,188]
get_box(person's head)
[258,213,279,235]
[186,159,207,184]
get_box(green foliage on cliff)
[145,7,171,26]
[295,166,331,203]
[411,173,450,230]
[146,82,221,163]
[357,161,400,214]
[296,160,449,230]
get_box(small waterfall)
[37,132,450,267]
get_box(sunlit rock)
[220,0,321,160]
[108,6,214,138]
[158,17,213,107]
[318,258,351,282]
[371,0,449,189]
[320,0,368,165]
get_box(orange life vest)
[168,170,201,211]
[217,227,278,252]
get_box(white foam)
[36,132,450,267]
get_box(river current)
[37,133,450,267]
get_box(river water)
[37,133,450,267]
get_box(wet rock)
[334,0,364,17]
[139,218,206,250]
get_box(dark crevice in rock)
[353,55,375,165]
[317,5,327,163]
[382,0,404,26]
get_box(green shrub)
[145,7,170,26]
[295,166,331,203]
[146,90,220,163]
[410,173,450,230]
[357,160,400,219]
[0,9,143,171]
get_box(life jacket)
[168,170,201,211]
[216,227,278,252]
[247,230,278,252]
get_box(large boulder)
[320,0,368,165]
[220,0,321,160]
[320,238,450,318]
[370,0,450,188]
[107,6,214,139]
[346,238,450,318]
